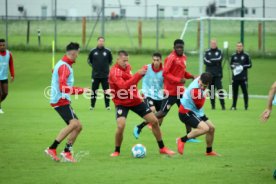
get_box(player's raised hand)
[137,67,147,76]
[180,78,186,84]
[260,109,271,122]
[192,75,198,80]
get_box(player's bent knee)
[198,122,209,133]
[116,121,126,131]
[203,127,209,133]
[209,125,215,133]
[144,113,159,125]
[69,119,80,129]
[77,122,83,132]
[155,111,166,119]
[150,117,159,126]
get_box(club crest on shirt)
[94,52,98,55]
[215,52,219,56]
[117,109,123,115]
[234,56,237,60]
[241,56,244,60]
[103,52,107,56]
[149,100,153,105]
[208,52,211,55]
[167,105,171,110]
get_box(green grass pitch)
[0,51,276,184]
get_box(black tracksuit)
[88,46,113,108]
[230,51,252,109]
[204,47,225,109]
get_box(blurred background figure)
[88,37,113,111]
[230,42,252,110]
[204,39,225,110]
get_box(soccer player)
[133,52,164,136]
[0,39,15,114]
[260,81,276,122]
[134,39,197,142]
[177,72,220,156]
[204,39,225,110]
[230,42,252,110]
[108,50,175,157]
[45,42,91,162]
[88,36,113,111]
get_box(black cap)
[66,42,80,51]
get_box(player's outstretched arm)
[110,68,146,90]
[260,81,276,122]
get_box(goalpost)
[180,17,276,74]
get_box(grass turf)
[0,51,276,184]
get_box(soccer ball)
[131,144,146,158]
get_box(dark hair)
[152,52,162,59]
[118,50,128,56]
[174,39,184,46]
[0,39,5,43]
[66,42,80,51]
[200,72,213,85]
[97,36,105,41]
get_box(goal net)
[180,17,276,74]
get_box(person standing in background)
[204,39,225,110]
[230,42,252,110]
[88,37,113,111]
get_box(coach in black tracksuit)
[230,42,252,110]
[88,37,113,110]
[204,39,225,110]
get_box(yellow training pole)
[52,40,55,70]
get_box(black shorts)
[0,79,8,84]
[178,111,209,128]
[54,105,78,125]
[115,102,152,119]
[159,95,181,116]
[144,97,162,112]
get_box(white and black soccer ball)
[131,144,146,158]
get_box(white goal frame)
[180,17,276,74]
